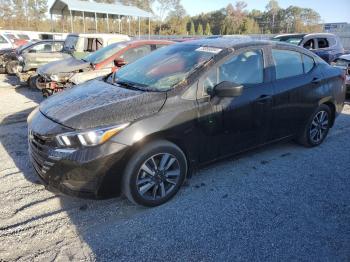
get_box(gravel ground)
[0,74,349,261]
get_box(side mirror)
[212,81,243,97]
[114,58,127,67]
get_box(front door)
[196,48,274,162]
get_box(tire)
[296,104,331,147]
[122,140,187,207]
[28,75,39,89]
[5,60,19,75]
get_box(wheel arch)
[322,101,336,127]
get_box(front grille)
[28,129,56,178]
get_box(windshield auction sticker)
[195,47,222,54]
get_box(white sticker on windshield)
[195,47,222,54]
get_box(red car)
[36,40,174,97]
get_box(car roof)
[125,39,175,45]
[179,37,297,50]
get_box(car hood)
[39,79,167,130]
[38,57,91,75]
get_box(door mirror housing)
[213,81,243,97]
[114,58,127,67]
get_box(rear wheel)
[122,140,187,207]
[5,60,19,75]
[296,104,331,147]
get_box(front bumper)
[28,128,129,199]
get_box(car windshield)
[108,44,220,91]
[83,42,128,64]
[272,36,304,45]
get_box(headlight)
[50,74,59,82]
[56,123,129,148]
[50,73,74,82]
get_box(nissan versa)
[28,38,346,207]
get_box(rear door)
[196,47,274,162]
[270,47,325,139]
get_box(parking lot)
[0,74,349,261]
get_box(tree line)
[0,0,322,35]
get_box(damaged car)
[36,40,174,97]
[17,33,130,88]
[28,38,346,207]
[0,40,61,75]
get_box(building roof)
[50,0,153,18]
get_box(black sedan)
[27,38,346,206]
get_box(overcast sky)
[47,0,350,23]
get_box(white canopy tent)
[49,0,153,37]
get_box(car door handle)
[311,77,321,85]
[255,95,272,104]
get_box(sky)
[47,0,350,23]
[180,0,350,23]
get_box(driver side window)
[200,50,264,97]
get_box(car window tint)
[318,38,329,48]
[303,55,315,73]
[272,49,303,79]
[303,39,315,50]
[201,50,263,97]
[220,50,263,85]
[121,45,152,63]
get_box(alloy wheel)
[309,110,329,144]
[136,153,181,200]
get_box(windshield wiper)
[114,80,146,91]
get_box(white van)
[63,33,130,58]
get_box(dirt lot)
[0,74,349,261]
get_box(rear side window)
[303,39,315,50]
[272,49,303,79]
[53,42,63,52]
[317,38,329,48]
[120,45,152,63]
[303,55,315,73]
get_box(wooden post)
[70,9,74,32]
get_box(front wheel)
[5,60,19,75]
[296,104,331,147]
[122,140,187,207]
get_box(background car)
[333,54,350,96]
[17,33,130,87]
[15,40,65,87]
[0,40,41,74]
[272,33,344,63]
[36,40,174,97]
[27,38,346,207]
